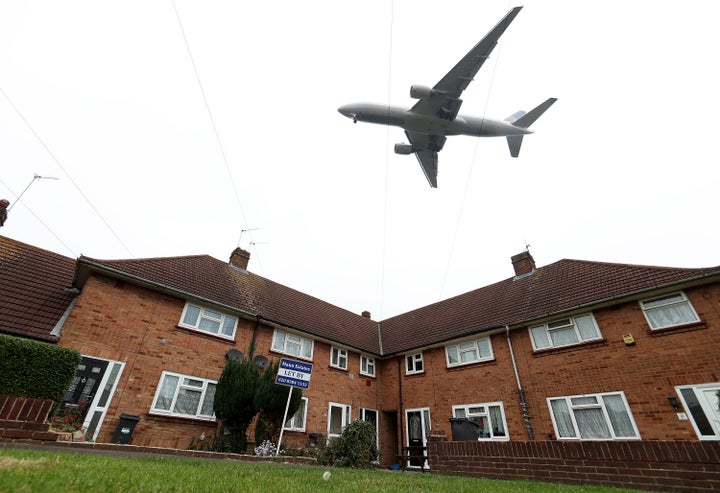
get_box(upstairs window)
[151,371,216,421]
[446,337,493,367]
[330,347,348,370]
[530,313,601,350]
[271,329,313,360]
[640,292,699,330]
[548,391,639,440]
[179,303,237,339]
[452,402,508,440]
[405,352,424,375]
[360,355,376,377]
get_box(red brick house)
[2,235,719,467]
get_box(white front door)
[405,408,430,469]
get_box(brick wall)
[395,283,720,445]
[427,433,720,492]
[59,274,388,452]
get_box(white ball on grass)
[322,471,331,481]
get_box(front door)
[405,408,430,469]
[61,356,109,415]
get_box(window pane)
[602,394,635,437]
[329,406,343,434]
[571,396,598,406]
[184,378,204,388]
[548,319,572,329]
[203,309,222,320]
[643,293,685,309]
[447,347,459,364]
[454,408,466,418]
[221,317,236,336]
[301,339,312,358]
[154,375,179,411]
[549,327,578,346]
[530,326,550,349]
[489,406,505,437]
[460,345,478,363]
[272,331,285,352]
[646,304,697,329]
[550,399,575,438]
[477,338,492,358]
[575,315,599,341]
[575,408,611,439]
[415,357,423,372]
[198,317,220,333]
[174,388,201,415]
[200,384,216,416]
[182,305,200,326]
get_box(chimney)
[361,311,371,319]
[511,251,536,278]
[229,247,251,270]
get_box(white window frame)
[452,402,509,440]
[547,391,640,440]
[150,371,217,421]
[640,291,700,330]
[283,397,308,432]
[327,402,351,442]
[330,346,348,370]
[360,355,376,378]
[676,382,720,440]
[445,337,494,367]
[530,313,602,350]
[179,302,237,340]
[360,407,379,450]
[271,329,314,360]
[405,352,424,375]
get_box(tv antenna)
[237,228,259,247]
[8,174,59,211]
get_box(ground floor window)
[283,397,308,432]
[677,383,720,440]
[548,391,639,440]
[452,402,508,439]
[327,402,351,442]
[150,371,216,420]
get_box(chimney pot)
[511,251,536,278]
[361,311,371,319]
[229,247,251,270]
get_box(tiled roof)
[75,255,381,354]
[0,236,76,342]
[378,259,720,355]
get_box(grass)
[0,447,644,493]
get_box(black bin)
[112,413,140,444]
[449,417,481,441]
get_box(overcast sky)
[2,1,718,320]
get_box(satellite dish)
[253,355,268,369]
[226,349,244,361]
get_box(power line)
[0,86,134,257]
[170,1,262,273]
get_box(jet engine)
[409,85,434,99]
[394,143,415,155]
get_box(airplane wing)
[410,6,523,120]
[405,131,440,188]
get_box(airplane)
[338,6,556,188]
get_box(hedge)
[0,334,81,401]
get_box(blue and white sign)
[275,358,313,389]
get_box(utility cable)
[0,87,133,257]
[170,1,264,274]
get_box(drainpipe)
[506,325,533,441]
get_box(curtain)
[154,375,179,411]
[646,303,695,328]
[550,399,575,438]
[200,383,216,416]
[575,408,611,439]
[173,388,201,415]
[489,406,506,437]
[603,394,636,437]
[549,327,578,346]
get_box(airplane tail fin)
[512,98,557,129]
[506,98,557,157]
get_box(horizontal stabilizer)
[512,98,558,128]
[507,135,523,157]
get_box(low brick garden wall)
[427,433,720,492]
[0,394,59,441]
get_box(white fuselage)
[337,103,532,138]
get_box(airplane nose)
[338,105,351,117]
[338,105,358,123]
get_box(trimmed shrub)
[317,419,379,468]
[0,335,80,401]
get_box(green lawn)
[0,447,644,493]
